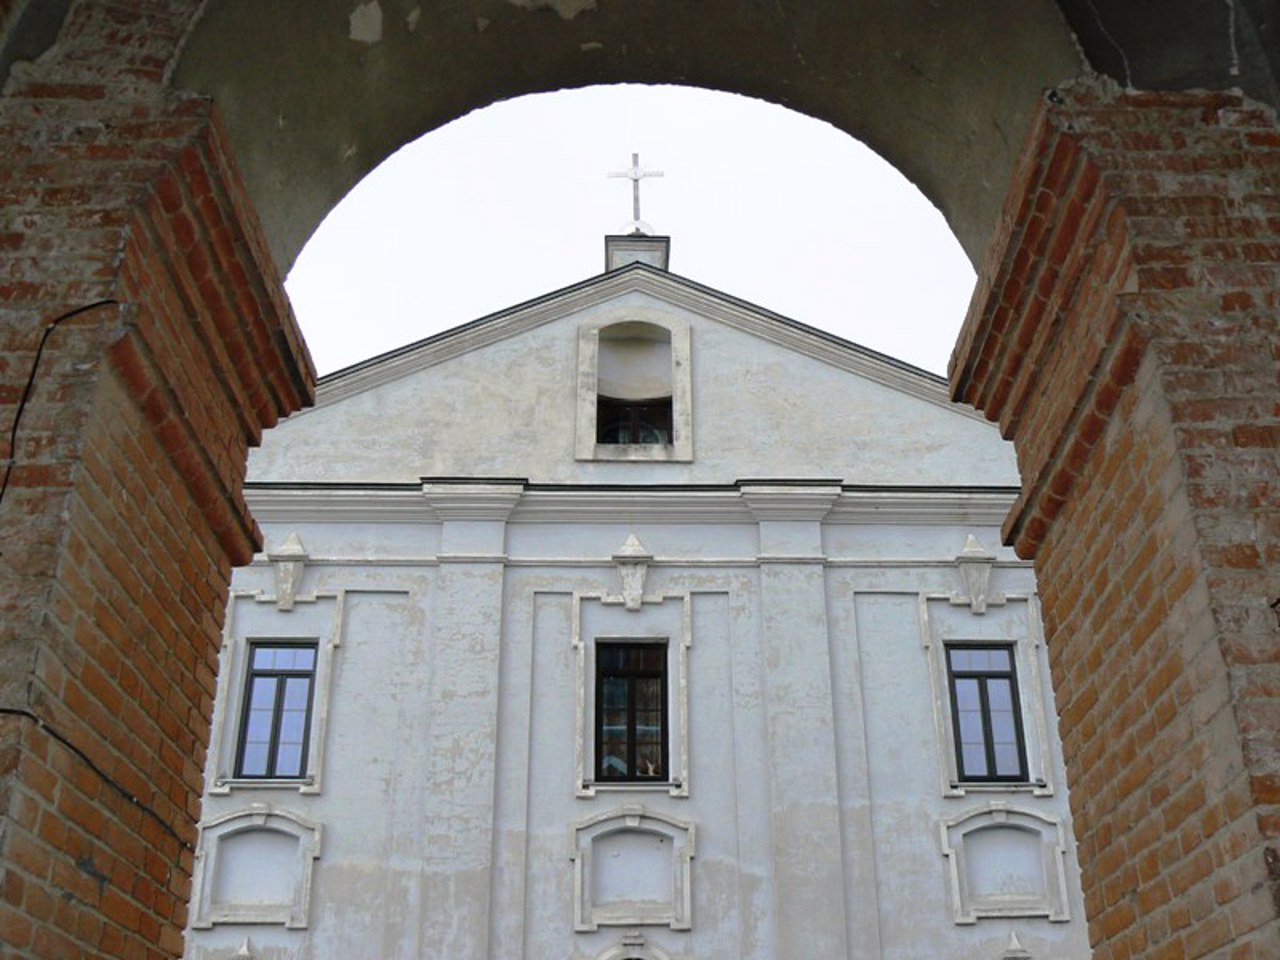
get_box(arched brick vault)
[0,2,1278,960]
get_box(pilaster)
[419,482,521,960]
[742,483,851,956]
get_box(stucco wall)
[188,509,1088,959]
[186,271,1085,958]
[247,278,1018,487]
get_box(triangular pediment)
[313,262,980,421]
[252,261,1016,488]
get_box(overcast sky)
[285,85,977,379]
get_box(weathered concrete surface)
[173,0,1084,269]
[186,268,1090,958]
[5,2,1278,269]
[168,1,1280,272]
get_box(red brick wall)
[3,362,223,957]
[0,3,312,957]
[953,78,1280,958]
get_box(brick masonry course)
[953,77,1280,959]
[0,3,312,957]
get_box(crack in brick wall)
[0,3,313,956]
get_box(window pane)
[988,678,1013,710]
[948,648,1026,782]
[990,708,1018,744]
[599,664,630,779]
[600,741,628,776]
[636,422,670,444]
[244,705,274,743]
[283,676,311,710]
[953,678,980,712]
[961,743,989,777]
[599,421,631,444]
[275,742,304,778]
[279,708,307,745]
[240,741,269,777]
[597,394,673,446]
[602,676,628,709]
[635,677,662,710]
[637,646,664,671]
[290,647,316,670]
[596,641,667,782]
[636,742,663,778]
[994,743,1022,777]
[958,708,985,744]
[239,644,317,779]
[249,676,278,708]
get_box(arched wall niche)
[172,0,1087,271]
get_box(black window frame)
[945,643,1029,783]
[234,640,318,780]
[596,394,674,445]
[594,640,670,783]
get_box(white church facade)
[184,235,1090,960]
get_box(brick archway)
[1,3,1277,958]
[953,79,1280,959]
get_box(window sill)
[210,776,318,795]
[578,780,688,798]
[944,780,1052,798]
[581,442,690,463]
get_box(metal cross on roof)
[608,152,664,235]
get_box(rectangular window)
[946,644,1028,782]
[595,641,668,782]
[596,395,674,445]
[235,642,318,779]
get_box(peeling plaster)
[348,0,383,45]
[581,41,603,52]
[506,0,598,21]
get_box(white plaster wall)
[247,289,1017,487]
[187,514,1090,960]
[188,273,1086,959]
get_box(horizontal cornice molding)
[246,486,431,523]
[823,489,1018,525]
[422,481,525,521]
[245,482,1017,526]
[740,483,844,521]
